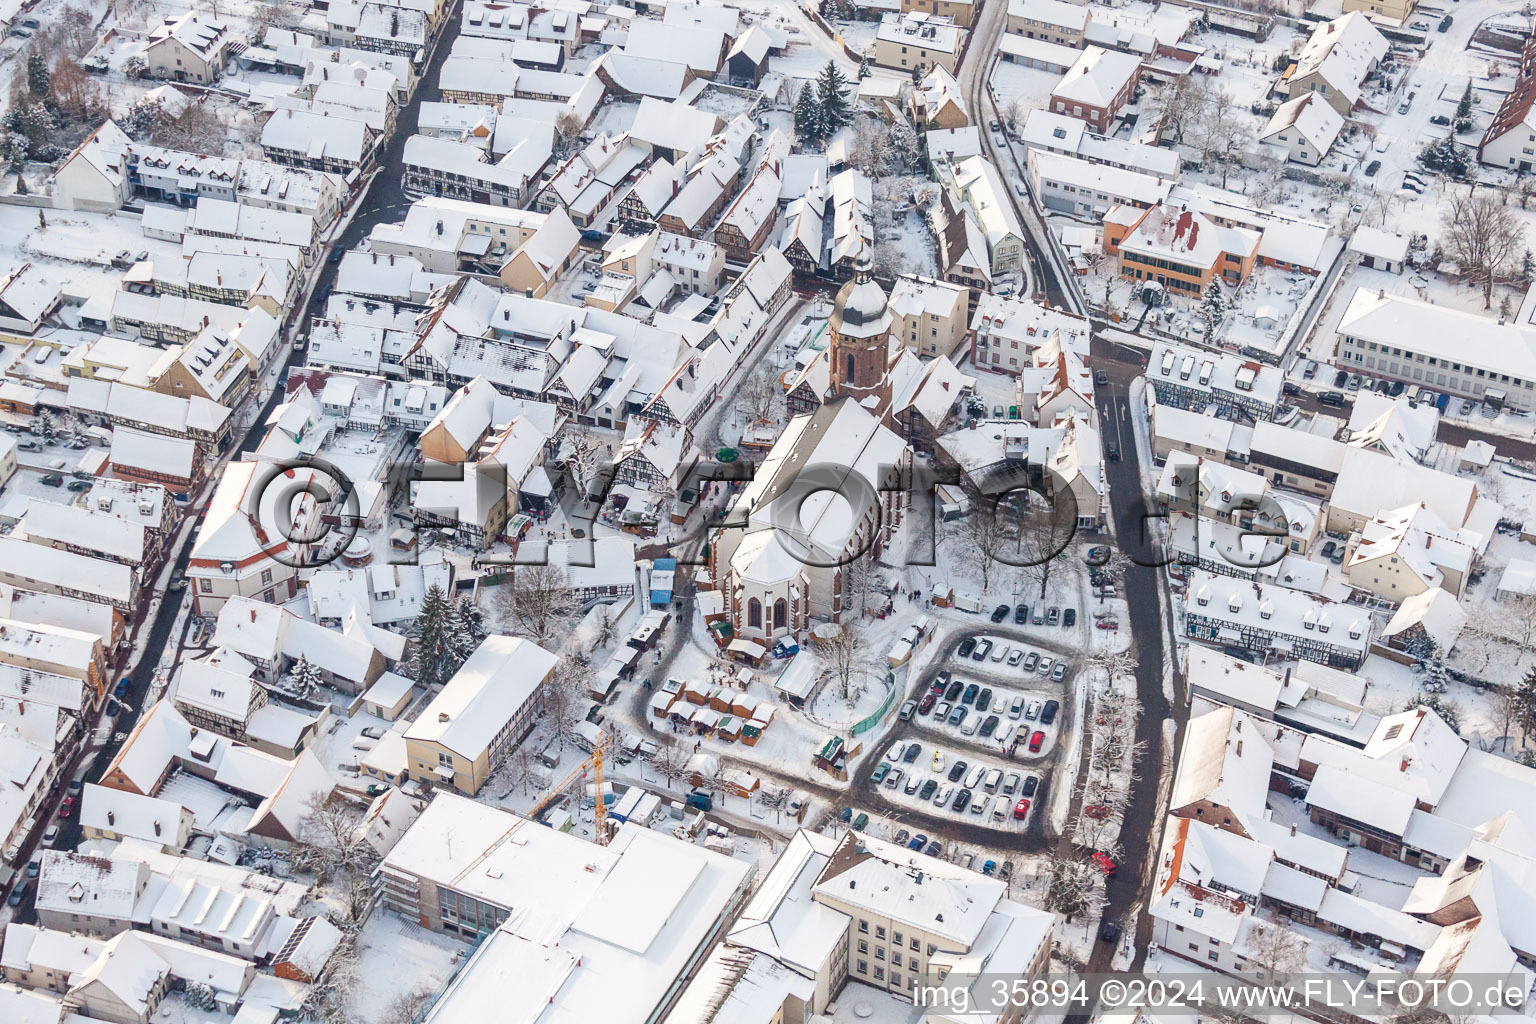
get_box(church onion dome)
[830,247,892,341]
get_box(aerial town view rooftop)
[0,0,1534,1022]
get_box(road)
[293,0,469,332]
[956,0,1072,310]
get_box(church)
[707,251,931,650]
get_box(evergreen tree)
[449,597,485,662]
[793,84,823,144]
[1456,82,1474,121]
[858,55,870,80]
[1515,666,1536,746]
[1502,294,1514,320]
[412,583,454,687]
[26,52,48,98]
[287,654,322,700]
[816,61,852,134]
[1522,249,1534,286]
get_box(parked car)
[1430,114,1451,126]
[839,806,852,822]
[919,780,937,800]
[1333,369,1349,388]
[1013,798,1031,820]
[1101,921,1121,943]
[1013,603,1028,624]
[1036,657,1054,676]
[1282,382,1300,396]
[1084,804,1111,819]
[40,473,63,487]
[991,603,1009,623]
[41,825,59,847]
[851,812,869,831]
[25,858,40,879]
[945,679,963,701]
[58,796,76,818]
[1047,606,1060,626]
[884,767,902,789]
[8,880,28,907]
[1319,391,1345,407]
[957,637,976,658]
[972,639,992,661]
[1025,699,1042,720]
[1009,696,1025,719]
[1021,775,1039,797]
[1365,159,1381,176]
[1091,851,1118,875]
[976,687,992,709]
[919,693,937,714]
[960,714,981,736]
[1096,619,1120,631]
[909,831,927,850]
[1023,652,1039,672]
[1303,361,1318,380]
[1041,700,1060,725]
[1439,15,1453,31]
[949,705,968,727]
[1028,731,1045,753]
[1052,662,1069,682]
[932,750,945,772]
[924,841,941,857]
[980,715,1000,738]
[1007,648,1024,666]
[894,829,910,846]
[962,683,980,705]
[934,701,952,720]
[898,699,917,721]
[953,789,972,813]
[947,760,968,782]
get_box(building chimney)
[1290,823,1297,837]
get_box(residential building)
[1146,342,1283,422]
[145,12,234,84]
[1184,569,1372,669]
[1006,0,1087,45]
[1026,149,1172,220]
[1480,33,1536,169]
[1049,46,1141,134]
[873,12,962,75]
[1259,93,1344,166]
[1279,13,1387,118]
[889,275,970,358]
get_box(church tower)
[828,248,894,412]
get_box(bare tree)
[825,621,870,703]
[1196,86,1249,188]
[554,111,585,157]
[954,502,1009,592]
[382,988,435,1024]
[557,426,609,500]
[1244,919,1307,982]
[543,660,588,751]
[499,563,576,648]
[1007,489,1079,600]
[304,941,362,1024]
[506,744,540,795]
[294,793,375,886]
[650,743,692,790]
[999,97,1029,134]
[738,360,783,424]
[1042,857,1105,923]
[1152,74,1213,148]
[1441,188,1526,308]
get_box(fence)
[851,681,897,735]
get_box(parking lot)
[849,625,1080,847]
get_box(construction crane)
[527,735,612,845]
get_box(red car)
[58,797,76,818]
[929,679,946,694]
[1013,798,1031,820]
[919,693,937,715]
[1083,804,1111,820]
[1028,731,1045,753]
[1095,620,1120,631]
[1091,851,1118,875]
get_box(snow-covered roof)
[390,794,754,1024]
[0,535,135,606]
[1350,225,1409,264]
[1290,12,1386,109]
[34,849,150,923]
[1260,93,1344,153]
[403,635,557,759]
[80,784,188,847]
[1051,45,1141,108]
[1170,705,1273,828]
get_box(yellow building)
[404,636,558,794]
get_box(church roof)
[829,249,891,341]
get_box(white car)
[990,643,1009,663]
[1025,700,1043,720]
[1037,656,1055,675]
